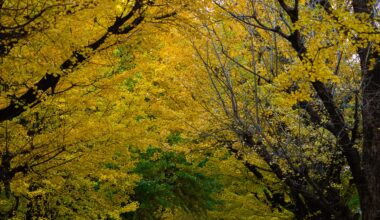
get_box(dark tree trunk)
[360,49,380,220]
[351,0,380,218]
[348,0,380,218]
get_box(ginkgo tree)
[188,0,379,219]
[0,0,189,218]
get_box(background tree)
[129,25,294,219]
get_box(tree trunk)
[351,0,380,217]
[361,49,380,220]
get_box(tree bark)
[360,48,380,220]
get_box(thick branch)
[0,1,147,122]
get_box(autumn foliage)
[0,0,379,219]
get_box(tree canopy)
[0,0,379,219]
